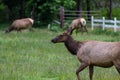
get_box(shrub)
[91,28,120,36]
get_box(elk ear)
[65,27,73,35]
[64,30,71,35]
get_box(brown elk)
[51,32,120,80]
[5,18,34,33]
[67,18,88,35]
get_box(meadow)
[0,25,120,80]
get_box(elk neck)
[64,35,82,55]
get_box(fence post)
[60,6,64,28]
[102,17,105,30]
[114,17,117,32]
[91,16,94,30]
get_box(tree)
[76,0,91,20]
[76,0,82,17]
[1,0,119,25]
[86,0,91,20]
[2,0,32,19]
[19,0,25,18]
[109,0,112,19]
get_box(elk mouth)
[51,39,57,43]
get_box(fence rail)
[65,10,100,13]
[60,7,101,28]
[91,16,120,32]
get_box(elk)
[67,18,88,35]
[51,32,120,80]
[5,18,34,33]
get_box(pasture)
[0,25,120,80]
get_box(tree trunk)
[109,0,112,19]
[19,0,25,18]
[86,0,91,20]
[77,0,82,17]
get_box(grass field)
[0,27,120,80]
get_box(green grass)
[0,27,120,80]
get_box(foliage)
[112,8,120,19]
[34,0,76,25]
[0,0,120,26]
[55,0,76,9]
[0,1,8,22]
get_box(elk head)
[51,31,70,43]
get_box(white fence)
[91,16,120,32]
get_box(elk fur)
[51,32,120,80]
[5,18,34,33]
[67,18,88,35]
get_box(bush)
[91,28,120,36]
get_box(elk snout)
[51,39,57,43]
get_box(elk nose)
[51,39,53,42]
[51,39,56,43]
